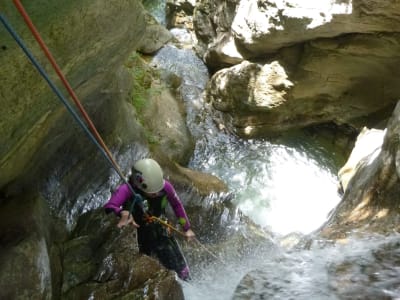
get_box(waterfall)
[152,29,346,300]
[148,2,400,300]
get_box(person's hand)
[117,210,139,228]
[184,228,195,241]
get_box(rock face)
[338,127,386,193]
[319,101,400,238]
[230,0,400,56]
[0,0,231,298]
[0,1,199,299]
[205,60,294,136]
[195,0,400,138]
[0,193,55,300]
[61,209,185,300]
[0,0,147,189]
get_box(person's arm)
[164,180,195,240]
[104,183,132,216]
[104,183,139,228]
[117,210,139,228]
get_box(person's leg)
[137,227,152,255]
[178,265,190,281]
[155,236,190,280]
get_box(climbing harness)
[149,215,224,263]
[1,1,142,210]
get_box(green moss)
[125,52,161,147]
[145,130,158,146]
[125,52,153,113]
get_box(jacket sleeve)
[164,180,191,231]
[104,183,132,216]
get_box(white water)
[185,135,343,300]
[193,138,341,236]
[151,28,344,300]
[146,3,400,299]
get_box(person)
[104,158,195,280]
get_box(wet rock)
[138,12,173,54]
[166,0,196,29]
[0,0,147,189]
[338,127,386,193]
[0,193,61,299]
[61,208,185,299]
[327,236,400,299]
[141,78,195,165]
[319,101,400,239]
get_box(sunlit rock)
[232,0,354,54]
[194,0,400,137]
[203,32,244,70]
[195,0,400,58]
[205,32,400,137]
[205,60,294,136]
[319,101,400,238]
[338,127,385,193]
[193,0,241,69]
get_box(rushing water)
[151,35,345,299]
[148,3,400,300]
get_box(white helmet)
[132,158,164,193]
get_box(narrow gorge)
[1,1,400,299]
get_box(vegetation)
[125,52,154,114]
[125,52,160,146]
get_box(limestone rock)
[195,1,400,137]
[205,33,400,137]
[195,0,400,60]
[0,0,146,189]
[138,12,173,54]
[231,0,400,56]
[319,101,400,239]
[61,208,185,300]
[193,0,241,69]
[166,0,196,29]
[205,60,295,137]
[338,127,385,193]
[0,193,58,300]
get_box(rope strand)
[1,11,222,267]
[0,12,139,202]
[149,215,224,263]
[12,0,121,173]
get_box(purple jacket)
[104,180,191,231]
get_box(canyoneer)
[104,158,195,280]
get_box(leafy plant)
[125,52,153,113]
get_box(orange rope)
[13,0,121,173]
[148,215,222,261]
[147,215,186,237]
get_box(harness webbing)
[0,10,141,205]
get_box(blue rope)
[0,13,142,208]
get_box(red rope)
[13,0,121,172]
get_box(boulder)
[319,101,400,239]
[195,1,400,137]
[338,127,386,193]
